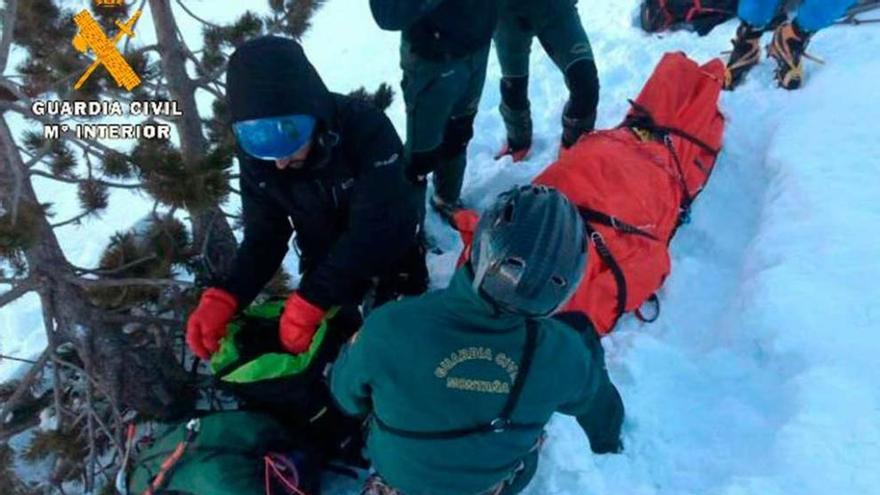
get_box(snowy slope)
[305,2,880,494]
[3,1,880,493]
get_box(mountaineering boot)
[430,193,466,227]
[768,21,813,90]
[495,102,533,163]
[723,22,764,90]
[561,102,595,150]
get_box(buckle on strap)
[490,418,511,433]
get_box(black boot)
[768,21,813,90]
[429,193,465,227]
[496,76,532,162]
[561,102,595,149]
[724,22,764,90]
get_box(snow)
[4,0,880,493]
[306,2,880,493]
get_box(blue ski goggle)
[232,114,317,161]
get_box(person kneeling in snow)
[186,37,427,361]
[724,0,856,90]
[331,185,625,495]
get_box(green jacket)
[331,268,624,495]
[499,0,578,30]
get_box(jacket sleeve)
[369,0,446,30]
[297,109,419,309]
[555,312,625,454]
[219,161,293,308]
[330,325,376,418]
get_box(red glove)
[186,288,238,360]
[279,293,326,354]
[453,209,479,268]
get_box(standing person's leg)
[536,7,599,149]
[737,0,783,27]
[431,44,491,214]
[494,16,535,160]
[768,0,855,89]
[795,0,855,32]
[399,40,472,221]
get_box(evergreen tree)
[0,1,400,492]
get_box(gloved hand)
[453,209,479,268]
[186,288,238,360]
[280,293,326,354]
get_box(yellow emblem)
[72,9,143,91]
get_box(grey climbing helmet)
[471,185,587,318]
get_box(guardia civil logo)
[72,1,143,92]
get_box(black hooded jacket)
[370,0,498,61]
[221,37,421,310]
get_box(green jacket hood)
[443,267,525,332]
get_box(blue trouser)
[738,0,856,32]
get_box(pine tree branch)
[84,371,97,492]
[65,138,142,177]
[0,348,50,425]
[52,356,124,455]
[0,353,39,364]
[174,0,223,29]
[196,79,225,100]
[29,169,144,190]
[194,63,228,88]
[69,276,195,289]
[95,312,184,328]
[24,144,55,169]
[0,77,28,104]
[0,278,37,308]
[0,412,39,442]
[50,210,91,229]
[44,324,66,434]
[73,255,159,276]
[0,0,18,75]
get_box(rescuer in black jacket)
[186,36,426,361]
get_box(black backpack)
[210,301,368,472]
[640,0,738,36]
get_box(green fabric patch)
[211,305,339,384]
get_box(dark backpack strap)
[634,294,661,323]
[373,321,542,440]
[622,99,720,224]
[623,100,721,156]
[579,207,660,241]
[584,224,628,326]
[493,320,538,430]
[553,311,597,335]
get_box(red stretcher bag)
[458,53,727,335]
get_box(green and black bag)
[210,302,351,418]
[210,301,367,468]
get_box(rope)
[264,454,308,495]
